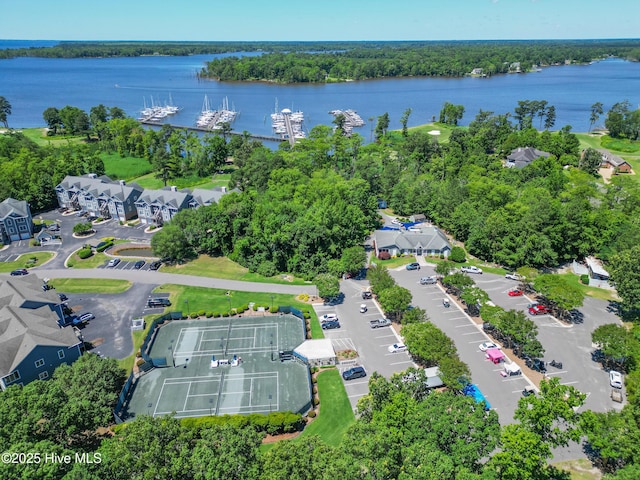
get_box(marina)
[138,95,180,122]
[195,95,238,130]
[329,109,365,135]
[271,101,306,145]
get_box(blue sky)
[2,0,638,41]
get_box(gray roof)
[0,275,79,376]
[375,227,451,251]
[135,188,193,209]
[0,198,30,218]
[506,147,551,168]
[191,187,237,207]
[598,149,629,168]
[56,175,142,202]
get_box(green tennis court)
[122,315,311,419]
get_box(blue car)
[406,262,421,271]
[321,320,341,330]
[463,384,491,410]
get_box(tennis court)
[122,315,311,419]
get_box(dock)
[329,109,364,135]
[271,108,305,146]
[139,120,281,142]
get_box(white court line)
[545,370,568,376]
[196,330,204,353]
[374,333,396,339]
[183,383,192,412]
[249,377,253,407]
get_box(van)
[420,276,437,285]
[147,298,171,308]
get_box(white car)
[505,272,520,280]
[610,370,623,389]
[321,313,338,323]
[461,266,483,274]
[479,341,500,352]
[388,343,407,353]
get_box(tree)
[150,223,195,263]
[609,245,640,317]
[314,273,340,300]
[374,112,390,142]
[532,274,584,314]
[449,246,466,263]
[0,96,11,128]
[42,107,62,135]
[439,102,465,126]
[460,286,489,316]
[340,246,366,276]
[366,263,396,295]
[401,306,427,325]
[402,321,456,367]
[589,101,604,132]
[592,323,640,372]
[579,147,603,175]
[400,107,412,137]
[544,105,556,130]
[435,260,455,277]
[514,377,586,448]
[72,222,93,235]
[378,285,412,321]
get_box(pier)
[139,120,282,143]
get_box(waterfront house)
[135,186,194,226]
[505,147,552,169]
[0,275,82,390]
[0,198,33,244]
[373,226,451,258]
[55,174,142,221]
[598,149,632,173]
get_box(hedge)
[77,248,93,259]
[181,411,304,435]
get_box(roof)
[0,198,30,218]
[374,227,451,252]
[293,339,335,361]
[57,175,142,202]
[506,147,551,168]
[598,149,630,167]
[423,366,444,388]
[135,188,193,209]
[191,186,237,207]
[586,256,610,277]
[0,275,79,376]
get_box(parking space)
[313,278,414,410]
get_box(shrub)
[307,410,317,418]
[253,304,259,311]
[303,311,311,319]
[580,274,590,285]
[197,310,206,318]
[222,312,229,317]
[30,239,40,247]
[77,248,93,259]
[206,312,213,318]
[270,305,279,313]
[449,246,466,263]
[256,260,278,278]
[96,241,113,252]
[378,251,391,260]
[313,385,318,394]
[237,304,248,312]
[313,396,320,406]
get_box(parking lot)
[313,278,414,410]
[389,262,624,423]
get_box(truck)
[370,318,392,329]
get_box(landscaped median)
[48,278,132,293]
[0,251,55,273]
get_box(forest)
[199,40,640,83]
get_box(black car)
[149,261,162,271]
[361,291,372,300]
[321,320,340,330]
[525,357,547,373]
[134,260,146,269]
[58,293,68,302]
[10,269,29,276]
[147,298,171,308]
[342,366,367,381]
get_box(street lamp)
[168,345,175,368]
[185,299,190,318]
[270,294,274,311]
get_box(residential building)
[373,226,451,258]
[505,147,552,169]
[0,198,33,244]
[55,174,143,221]
[0,274,82,390]
[135,186,195,226]
[191,186,237,208]
[598,149,633,173]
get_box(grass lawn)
[0,251,55,273]
[66,251,109,268]
[374,256,417,269]
[117,319,155,373]
[557,273,618,302]
[48,278,132,294]
[405,122,455,143]
[299,369,355,446]
[155,284,314,318]
[101,152,153,180]
[553,458,602,480]
[130,172,222,190]
[161,255,311,286]
[20,128,85,147]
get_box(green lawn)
[299,369,355,446]
[130,172,221,190]
[0,251,55,272]
[374,256,417,269]
[49,278,132,294]
[557,273,618,302]
[160,255,311,286]
[66,251,109,269]
[19,128,85,147]
[117,319,155,373]
[101,152,153,180]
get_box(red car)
[508,289,523,297]
[528,304,550,315]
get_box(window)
[35,358,45,368]
[3,371,20,384]
[57,349,65,359]
[39,371,49,380]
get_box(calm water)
[1,48,639,136]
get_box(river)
[1,43,639,137]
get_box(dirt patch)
[262,431,303,444]
[554,458,602,480]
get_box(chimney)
[119,180,126,186]
[170,186,177,192]
[88,173,97,179]
[221,186,226,193]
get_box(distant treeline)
[200,40,640,83]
